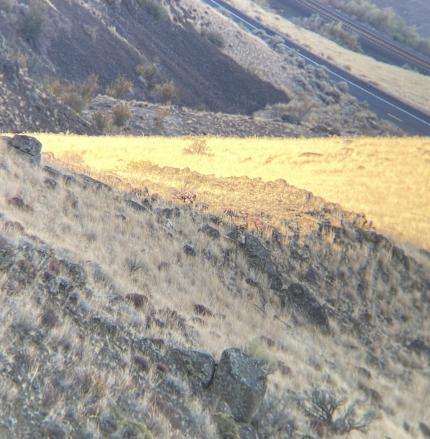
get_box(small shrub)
[80,74,99,101]
[20,0,46,45]
[92,111,112,132]
[46,75,99,113]
[62,92,86,113]
[183,139,209,155]
[153,107,171,131]
[204,31,225,48]
[136,63,158,87]
[137,0,167,20]
[112,103,130,127]
[107,75,133,99]
[154,81,177,103]
[303,388,378,436]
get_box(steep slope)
[1,137,429,437]
[0,56,95,133]
[0,0,289,114]
[0,0,402,136]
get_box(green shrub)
[154,80,177,103]
[46,75,99,114]
[137,0,167,20]
[80,74,99,101]
[112,103,130,127]
[136,63,158,88]
[334,0,430,56]
[20,0,46,44]
[107,75,133,99]
[204,31,225,48]
[92,111,112,132]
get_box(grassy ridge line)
[37,134,430,250]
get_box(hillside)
[1,135,429,438]
[0,0,402,136]
[219,0,430,115]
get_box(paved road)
[204,0,430,136]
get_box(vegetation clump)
[46,75,99,113]
[111,103,131,127]
[154,80,177,103]
[107,75,133,99]
[183,138,210,155]
[325,0,430,56]
[137,0,167,20]
[136,62,158,88]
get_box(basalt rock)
[211,348,267,423]
[5,135,42,164]
[280,283,329,331]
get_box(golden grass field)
[37,134,430,250]
[226,0,430,115]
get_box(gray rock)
[7,135,42,164]
[242,234,279,278]
[165,347,216,391]
[280,283,329,331]
[199,224,220,239]
[183,243,196,256]
[212,348,267,422]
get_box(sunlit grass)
[36,134,430,249]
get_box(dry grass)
[1,138,429,437]
[37,134,430,251]
[222,0,430,114]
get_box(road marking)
[206,0,430,130]
[387,113,403,122]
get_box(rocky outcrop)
[280,283,329,331]
[165,348,216,392]
[3,135,42,164]
[212,348,267,423]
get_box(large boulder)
[280,283,329,331]
[165,347,216,392]
[6,135,42,164]
[212,348,267,423]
